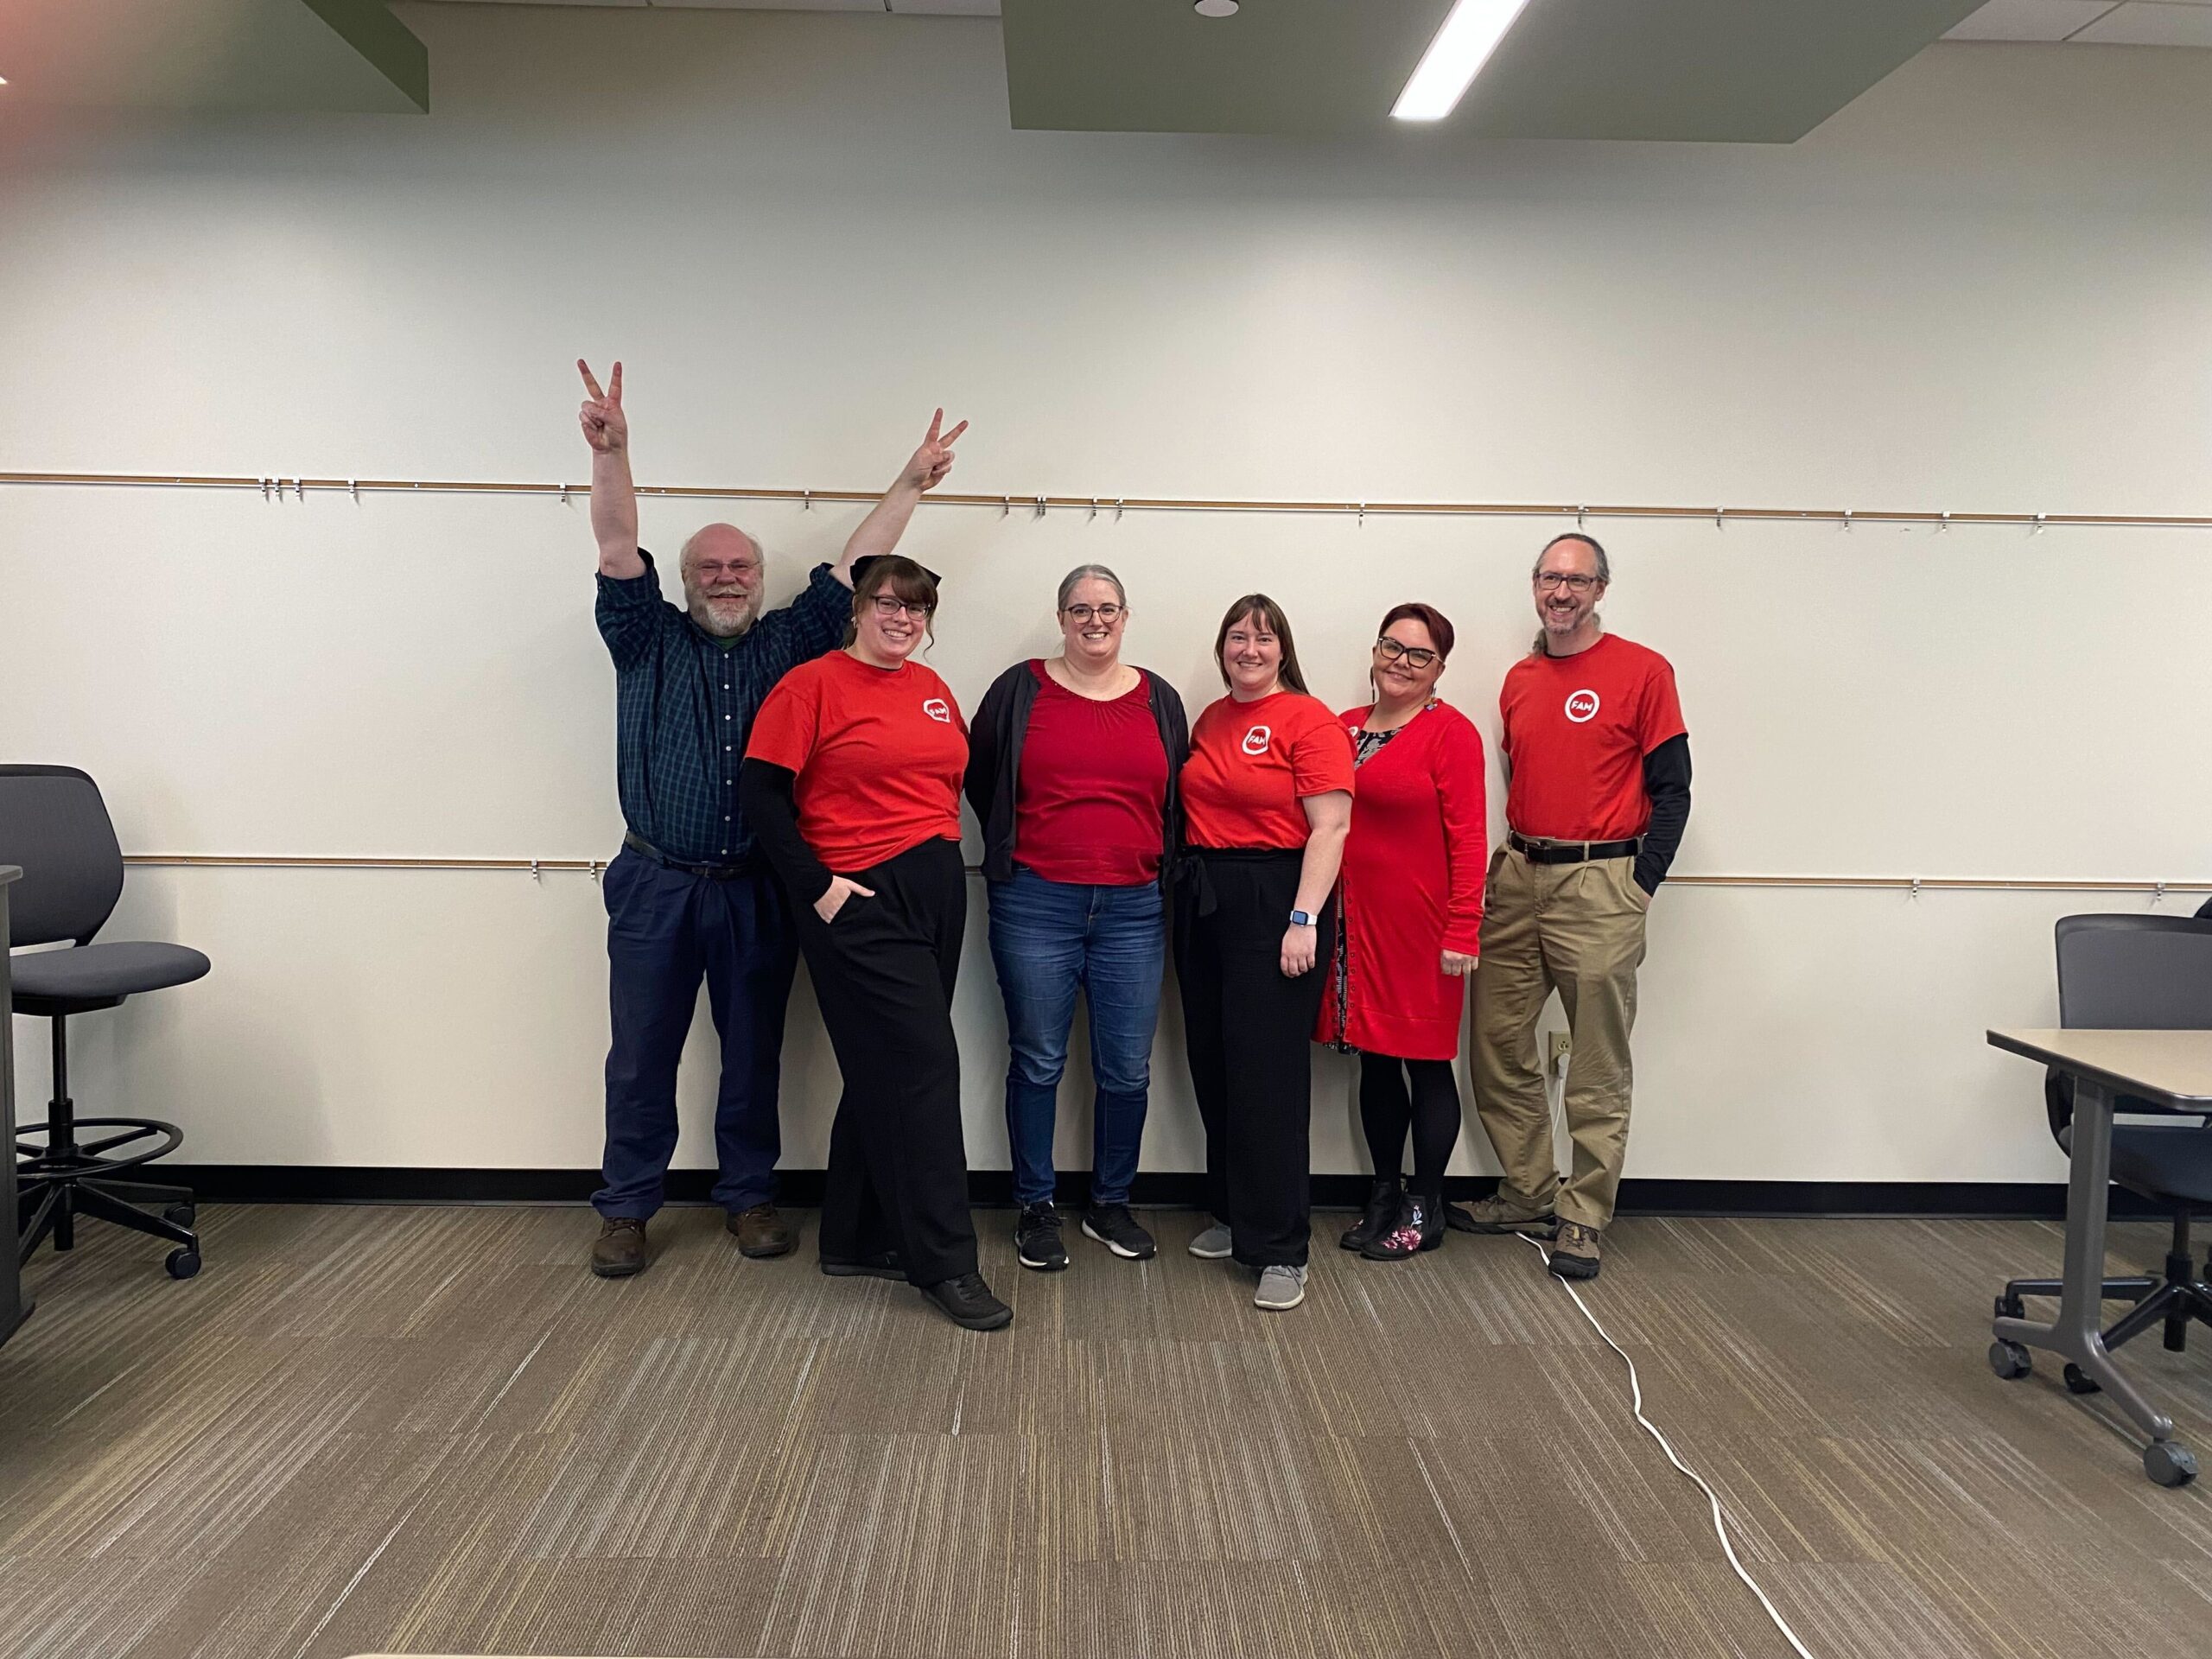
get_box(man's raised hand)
[901,407,969,493]
[578,359,628,454]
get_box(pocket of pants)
[1617,860,1651,913]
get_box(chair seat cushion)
[2063,1122,2212,1206]
[10,942,211,1008]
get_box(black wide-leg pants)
[1173,848,1333,1269]
[792,836,977,1287]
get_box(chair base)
[19,1120,200,1276]
[1999,1250,2212,1357]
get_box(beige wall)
[4,7,2209,1186]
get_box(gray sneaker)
[1188,1223,1233,1260]
[1254,1264,1307,1311]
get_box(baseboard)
[153,1166,2164,1221]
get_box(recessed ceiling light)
[1392,0,1536,122]
[1193,1,1239,17]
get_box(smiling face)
[681,524,765,638]
[1058,575,1128,668]
[1372,616,1445,704]
[851,567,936,666]
[1534,536,1606,645]
[1219,607,1283,700]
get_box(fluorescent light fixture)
[1193,0,1240,16]
[1391,0,1536,122]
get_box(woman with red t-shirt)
[1316,603,1487,1262]
[966,565,1190,1275]
[739,555,1011,1332]
[1175,594,1355,1313]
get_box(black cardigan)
[963,659,1190,886]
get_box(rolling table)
[1986,1027,2212,1486]
[1,866,28,1347]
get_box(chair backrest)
[0,766,125,948]
[2056,913,2212,1032]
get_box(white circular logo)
[1564,690,1600,724]
[922,697,951,724]
[1241,724,1273,756]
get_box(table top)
[1987,1028,2212,1108]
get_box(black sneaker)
[922,1271,1014,1331]
[820,1249,905,1281]
[1081,1204,1157,1261]
[1014,1204,1068,1272]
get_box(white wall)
[3,6,2209,1187]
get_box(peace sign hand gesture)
[899,407,969,493]
[577,359,628,455]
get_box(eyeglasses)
[868,594,935,620]
[1535,571,1599,593]
[1374,638,1440,669]
[1062,603,1125,624]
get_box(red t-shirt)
[745,649,968,873]
[1015,661,1169,886]
[1500,632,1686,843]
[1181,690,1356,850]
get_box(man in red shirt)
[1463,534,1691,1281]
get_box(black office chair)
[3,766,210,1279]
[1994,913,2212,1390]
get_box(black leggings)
[791,837,976,1287]
[1173,848,1334,1269]
[1359,1053,1462,1196]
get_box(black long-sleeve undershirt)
[738,759,834,906]
[1634,733,1692,895]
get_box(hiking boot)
[1081,1204,1157,1261]
[1548,1221,1602,1281]
[1014,1204,1069,1272]
[728,1204,794,1259]
[1188,1222,1234,1260]
[1452,1192,1559,1237]
[590,1216,650,1278]
[820,1249,905,1281]
[922,1271,1014,1331]
[1363,1191,1446,1261]
[1341,1178,1402,1252]
[1254,1264,1308,1312]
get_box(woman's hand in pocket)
[816,875,875,924]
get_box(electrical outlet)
[1547,1030,1572,1072]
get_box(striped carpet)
[2,1204,2209,1658]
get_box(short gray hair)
[1533,532,1610,585]
[1056,563,1128,612]
[677,524,765,573]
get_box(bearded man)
[575,359,964,1277]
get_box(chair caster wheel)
[1988,1340,2032,1381]
[2063,1363,2101,1395]
[165,1249,201,1281]
[2145,1440,2197,1488]
[163,1204,195,1229]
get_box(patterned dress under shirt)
[1329,721,1404,1053]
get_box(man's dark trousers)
[594,844,797,1218]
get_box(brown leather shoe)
[591,1216,650,1278]
[728,1203,794,1259]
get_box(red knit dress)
[1314,699,1489,1061]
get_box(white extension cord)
[1522,1230,1819,1658]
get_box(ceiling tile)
[2073,1,2212,41]
[1943,1,2118,39]
[888,1,1001,14]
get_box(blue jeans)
[595,847,797,1219]
[987,867,1166,1209]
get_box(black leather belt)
[622,831,757,880]
[1508,830,1641,865]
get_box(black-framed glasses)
[1062,603,1125,624]
[1374,638,1440,669]
[1535,571,1599,593]
[869,594,935,620]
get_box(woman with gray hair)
[965,565,1190,1273]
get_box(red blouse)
[1014,661,1169,886]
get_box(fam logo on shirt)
[1564,690,1601,725]
[1241,724,1273,757]
[922,697,951,724]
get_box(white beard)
[690,594,758,638]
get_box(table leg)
[1993,1079,2175,1445]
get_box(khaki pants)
[1469,846,1649,1230]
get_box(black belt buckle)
[625,831,749,880]
[1510,831,1640,866]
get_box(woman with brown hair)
[740,553,1011,1331]
[1174,594,1355,1313]
[1318,603,1488,1261]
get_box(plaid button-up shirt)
[595,550,848,866]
